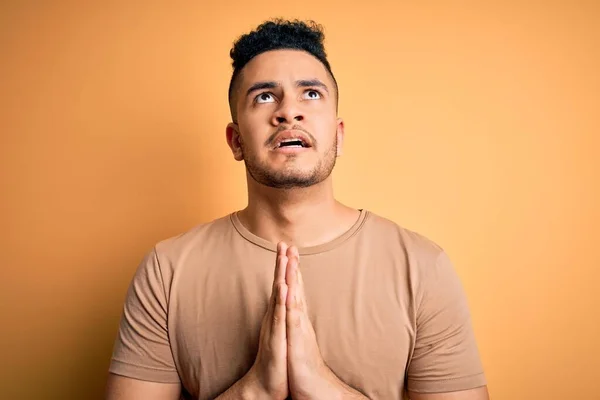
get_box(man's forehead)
[240,49,330,87]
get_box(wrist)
[319,365,368,400]
[292,366,342,400]
[237,370,273,400]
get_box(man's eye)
[303,90,321,100]
[256,92,275,103]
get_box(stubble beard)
[242,136,338,190]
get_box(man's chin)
[264,176,318,189]
[244,160,330,189]
[251,171,318,189]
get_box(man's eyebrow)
[297,79,329,93]
[246,79,330,98]
[246,81,279,97]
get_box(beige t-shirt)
[109,210,486,399]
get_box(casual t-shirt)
[109,209,486,399]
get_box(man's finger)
[274,242,288,285]
[296,259,307,312]
[285,254,304,311]
[285,272,305,341]
[277,241,288,257]
[264,245,287,337]
[274,254,288,286]
[285,253,296,287]
[290,245,304,290]
[262,273,277,337]
[271,282,288,339]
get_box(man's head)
[228,20,339,121]
[226,19,344,190]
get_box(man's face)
[227,49,343,189]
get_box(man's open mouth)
[277,138,309,148]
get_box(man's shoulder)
[153,213,234,261]
[363,210,445,260]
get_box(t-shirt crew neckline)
[230,209,369,256]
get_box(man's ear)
[226,123,244,161]
[335,118,345,157]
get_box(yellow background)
[1,2,598,399]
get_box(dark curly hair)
[228,19,338,121]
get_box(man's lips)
[270,129,313,150]
[273,145,310,154]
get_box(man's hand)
[239,242,290,399]
[285,245,368,400]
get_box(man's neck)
[237,177,359,248]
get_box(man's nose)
[271,97,304,125]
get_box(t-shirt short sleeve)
[109,248,180,383]
[406,251,486,393]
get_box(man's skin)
[105,49,490,399]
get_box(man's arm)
[409,386,490,400]
[406,251,487,396]
[107,249,183,396]
[104,372,270,400]
[105,374,181,400]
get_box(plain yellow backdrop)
[1,2,598,399]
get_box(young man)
[106,20,489,400]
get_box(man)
[106,19,489,400]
